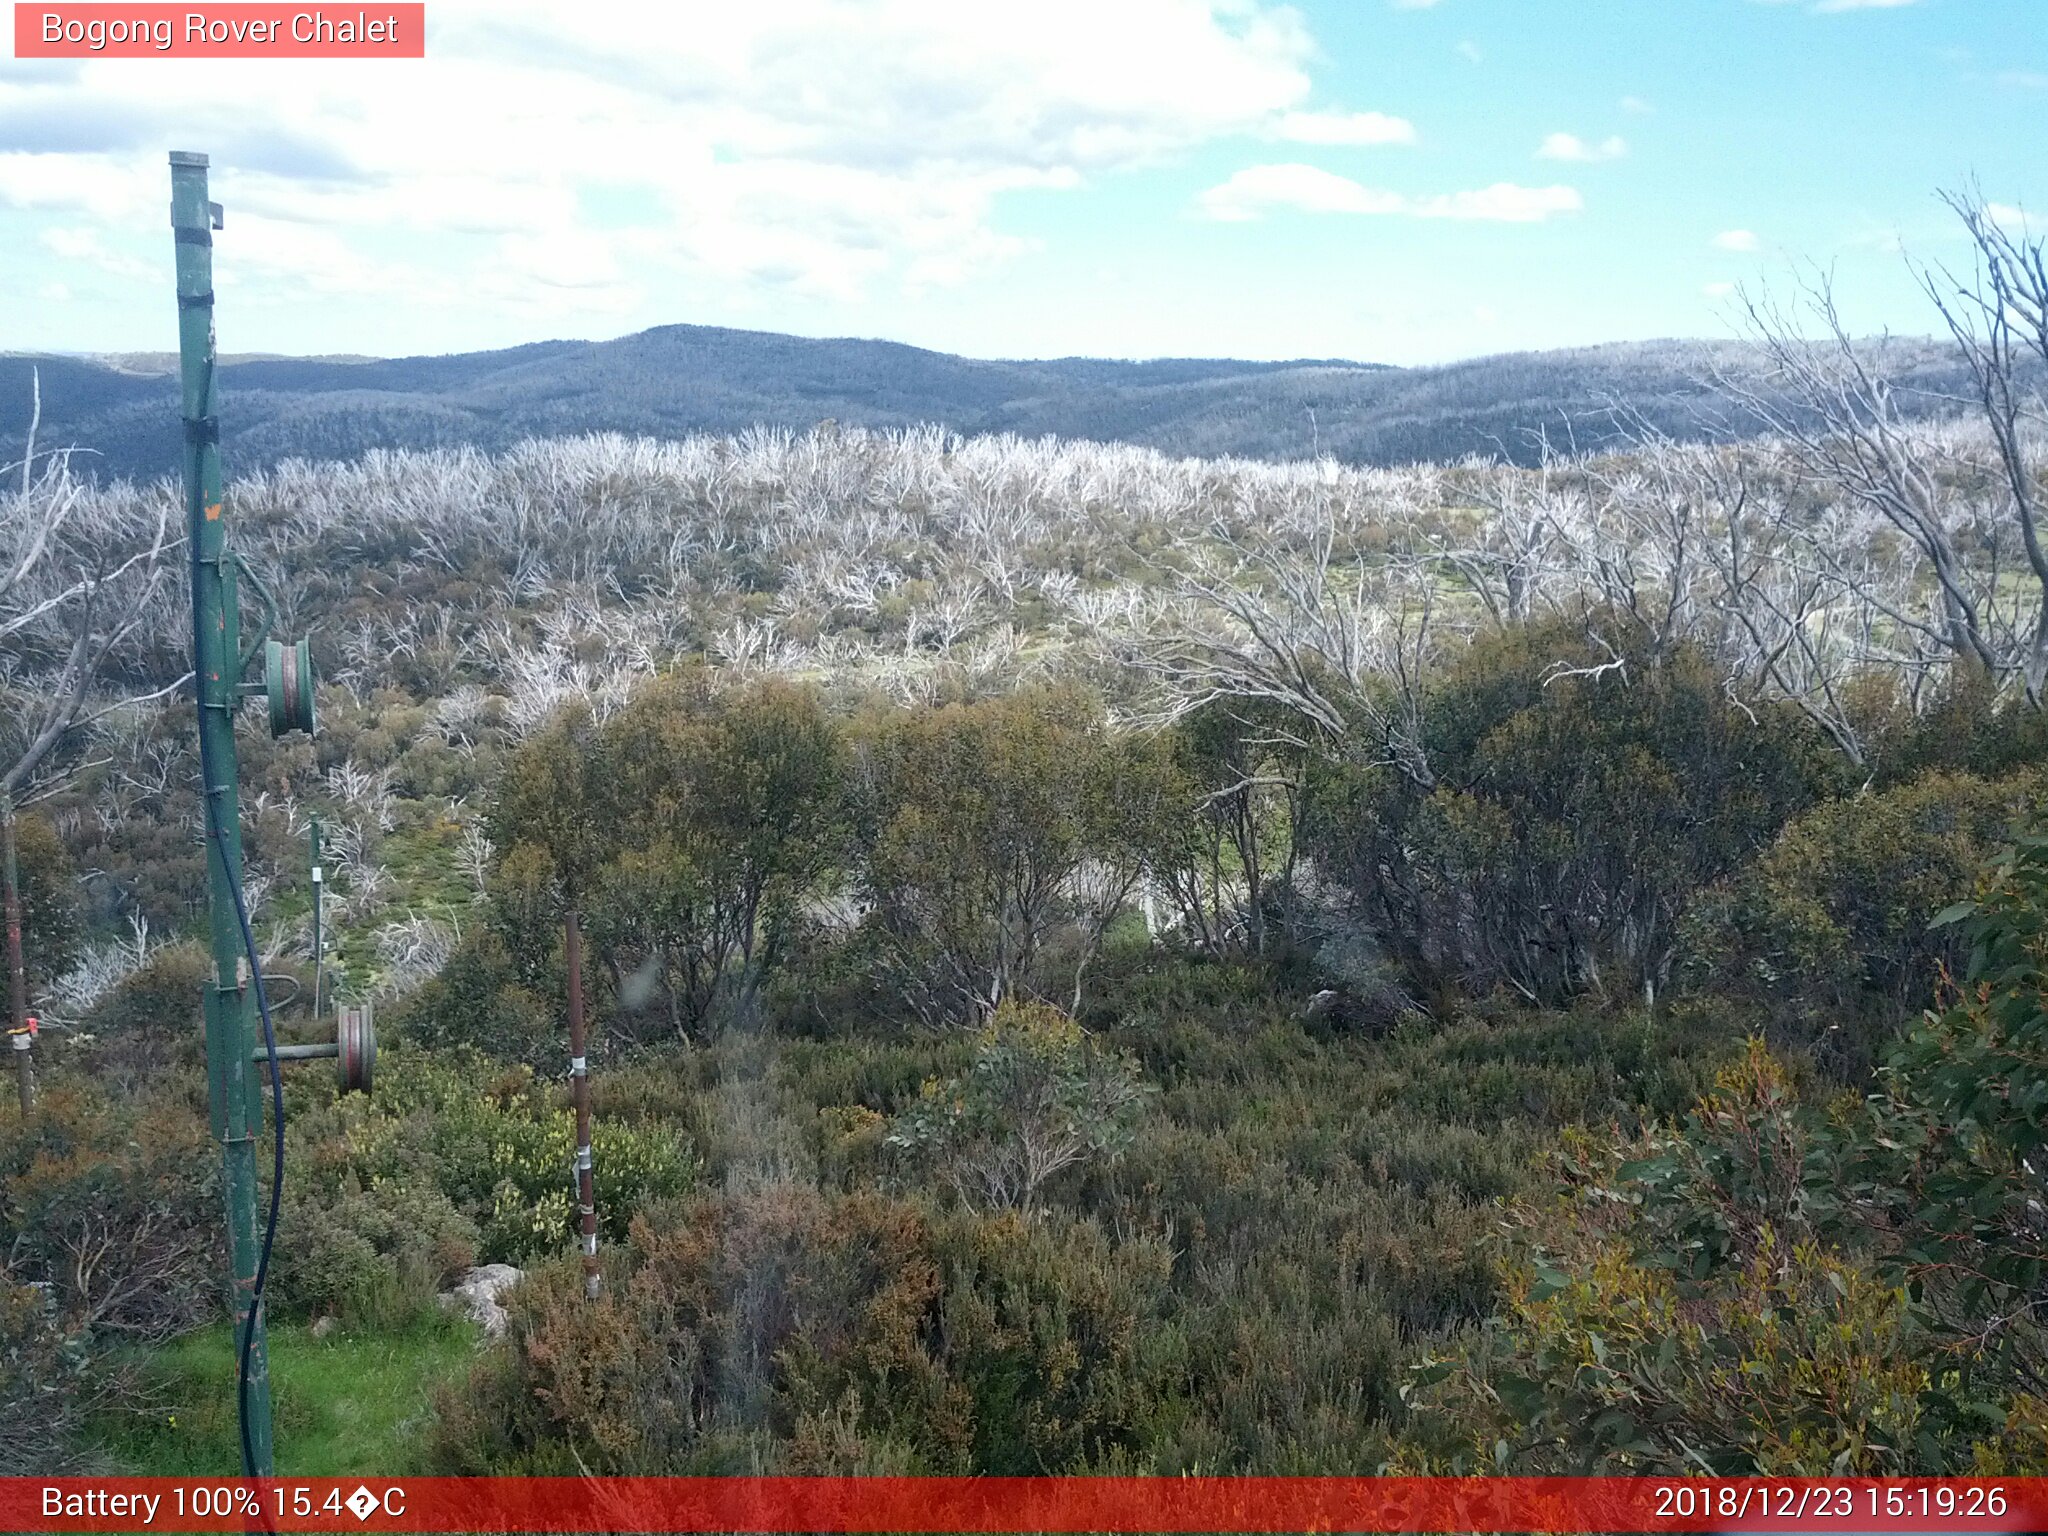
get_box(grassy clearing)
[93,1317,479,1478]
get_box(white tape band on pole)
[570,1055,586,1075]
[576,1146,592,1170]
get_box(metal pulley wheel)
[337,1004,375,1094]
[265,636,315,737]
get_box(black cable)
[201,745,288,1490]
[207,786,285,1484]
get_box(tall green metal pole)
[170,149,273,1476]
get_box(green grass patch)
[93,1318,478,1478]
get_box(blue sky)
[2,0,2042,365]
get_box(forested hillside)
[7,209,2048,1480]
[1,326,1983,482]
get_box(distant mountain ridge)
[0,322,1973,481]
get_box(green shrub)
[888,1000,1149,1213]
[488,674,847,1041]
[434,1184,1184,1476]
[273,1178,479,1331]
[0,1079,217,1343]
[432,1186,951,1474]
[388,929,557,1067]
[70,943,210,1091]
[928,1207,1181,1473]
[1145,701,1307,958]
[1400,1045,1933,1473]
[590,671,846,1037]
[779,1036,967,1119]
[1405,836,2048,1482]
[8,813,82,991]
[1307,620,1833,1005]
[848,687,1173,1022]
[1861,673,2048,786]
[290,1045,694,1265]
[1858,833,2048,1427]
[1683,769,2040,1076]
[0,1282,100,1474]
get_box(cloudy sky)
[3,0,2043,364]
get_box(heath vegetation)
[6,190,2048,1475]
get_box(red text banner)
[15,5,425,57]
[3,1476,2044,1534]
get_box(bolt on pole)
[170,149,273,1477]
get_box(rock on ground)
[439,1263,524,1339]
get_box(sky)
[2,0,2044,366]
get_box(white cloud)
[0,153,156,221]
[1536,132,1626,163]
[1988,203,2033,232]
[39,225,152,278]
[221,215,442,301]
[2,0,1321,311]
[1456,39,1482,62]
[1198,163,1581,223]
[1619,95,1652,114]
[1712,228,1761,251]
[2000,71,2048,89]
[1271,110,1416,146]
[1753,0,1920,9]
[1200,164,1399,220]
[1416,183,1584,221]
[1703,281,1736,298]
[1390,0,1442,7]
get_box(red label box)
[14,3,425,57]
[3,1476,2044,1534]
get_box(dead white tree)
[2,381,186,806]
[1435,462,1565,629]
[1136,528,1439,789]
[1,382,184,1089]
[1722,275,2001,687]
[1920,188,2048,700]
[1569,430,1716,660]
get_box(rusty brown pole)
[565,908,601,1299]
[2,796,32,1114]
